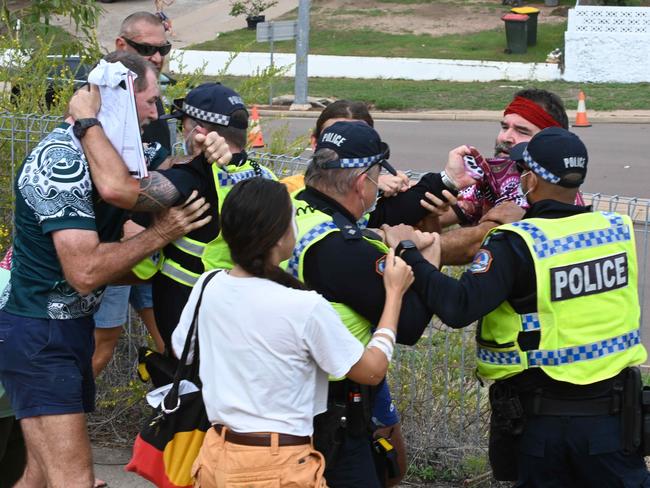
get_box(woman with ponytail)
[172,178,413,487]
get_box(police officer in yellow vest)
[290,121,437,487]
[135,83,277,352]
[384,127,649,486]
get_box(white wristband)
[374,327,396,343]
[367,335,394,362]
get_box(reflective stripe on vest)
[509,212,630,259]
[172,237,205,257]
[477,211,646,384]
[215,167,275,187]
[287,221,338,278]
[160,162,277,286]
[160,261,199,287]
[478,329,641,367]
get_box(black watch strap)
[73,118,102,139]
[395,239,417,257]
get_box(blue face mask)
[518,170,532,201]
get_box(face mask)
[518,170,532,201]
[361,172,380,216]
[181,126,198,156]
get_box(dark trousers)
[513,414,650,487]
[0,416,26,488]
[323,431,382,488]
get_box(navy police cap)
[161,82,248,129]
[315,121,397,176]
[510,127,588,188]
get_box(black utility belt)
[520,394,619,417]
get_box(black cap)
[315,121,397,176]
[161,82,248,129]
[510,127,588,188]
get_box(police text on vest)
[550,252,628,301]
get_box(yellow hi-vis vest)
[284,197,388,379]
[138,161,277,287]
[477,211,646,385]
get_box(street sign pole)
[256,20,297,107]
[291,0,310,110]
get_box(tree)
[0,0,102,58]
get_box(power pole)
[290,0,310,111]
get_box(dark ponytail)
[221,178,305,290]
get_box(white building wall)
[564,6,650,83]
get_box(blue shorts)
[0,310,95,419]
[372,380,400,427]
[93,284,153,328]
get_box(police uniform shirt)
[297,185,439,346]
[401,199,609,392]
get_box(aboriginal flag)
[126,390,210,488]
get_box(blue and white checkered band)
[477,347,521,366]
[521,313,541,332]
[287,221,338,278]
[522,149,561,184]
[477,329,640,367]
[337,153,383,169]
[510,212,630,259]
[216,167,275,187]
[527,329,640,367]
[357,216,369,229]
[183,102,230,126]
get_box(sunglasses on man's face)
[123,37,172,57]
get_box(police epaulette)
[332,212,362,240]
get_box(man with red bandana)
[424,89,582,265]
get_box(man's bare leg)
[92,326,123,378]
[14,442,46,488]
[19,413,94,488]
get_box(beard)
[494,140,512,158]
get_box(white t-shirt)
[171,271,365,437]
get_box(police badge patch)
[470,250,493,274]
[376,256,387,276]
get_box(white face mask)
[362,171,380,216]
[518,170,532,201]
[181,126,198,156]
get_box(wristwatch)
[395,239,417,257]
[73,118,102,139]
[440,170,458,192]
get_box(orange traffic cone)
[573,90,592,128]
[248,105,265,148]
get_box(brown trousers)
[192,426,328,487]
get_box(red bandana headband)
[503,96,562,130]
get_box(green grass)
[212,76,650,111]
[189,22,566,63]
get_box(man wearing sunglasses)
[116,11,173,152]
[384,128,649,486]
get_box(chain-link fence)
[1,114,649,484]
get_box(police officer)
[384,127,650,486]
[291,121,470,487]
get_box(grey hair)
[305,148,366,196]
[102,51,156,93]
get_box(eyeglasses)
[123,37,172,57]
